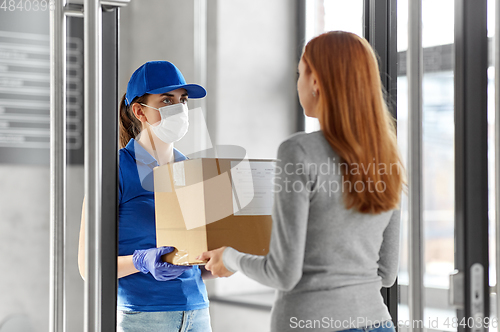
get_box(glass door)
[397,0,458,330]
[304,2,490,332]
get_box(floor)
[209,302,271,332]
[209,291,274,331]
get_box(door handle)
[49,1,67,331]
[449,269,464,309]
[50,1,128,331]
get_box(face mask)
[141,102,189,143]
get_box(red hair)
[302,31,405,214]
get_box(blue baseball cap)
[125,61,206,105]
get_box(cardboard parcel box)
[154,158,275,265]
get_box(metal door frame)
[50,1,127,331]
[454,0,489,331]
[363,0,399,327]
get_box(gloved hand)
[132,246,191,281]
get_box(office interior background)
[0,0,497,331]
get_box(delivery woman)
[199,31,404,332]
[78,61,212,331]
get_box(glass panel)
[0,9,51,332]
[66,16,85,331]
[487,0,496,329]
[304,0,364,133]
[396,0,410,330]
[398,0,457,331]
[422,0,456,330]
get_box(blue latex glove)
[132,246,191,281]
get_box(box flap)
[154,162,208,265]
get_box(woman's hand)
[197,247,235,278]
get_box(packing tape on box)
[172,249,190,265]
[172,249,206,266]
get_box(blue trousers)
[117,307,212,332]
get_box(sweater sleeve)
[223,139,311,291]
[377,209,401,287]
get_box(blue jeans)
[117,307,212,332]
[339,321,395,332]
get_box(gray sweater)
[223,131,401,332]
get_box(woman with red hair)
[200,31,405,332]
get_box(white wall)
[210,0,298,159]
[119,0,196,96]
[206,0,298,297]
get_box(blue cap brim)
[147,83,207,99]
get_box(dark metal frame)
[364,0,398,118]
[363,0,399,326]
[99,7,119,331]
[454,0,489,331]
[296,0,306,132]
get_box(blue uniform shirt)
[117,138,209,312]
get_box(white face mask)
[141,102,189,143]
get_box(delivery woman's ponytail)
[119,93,148,148]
